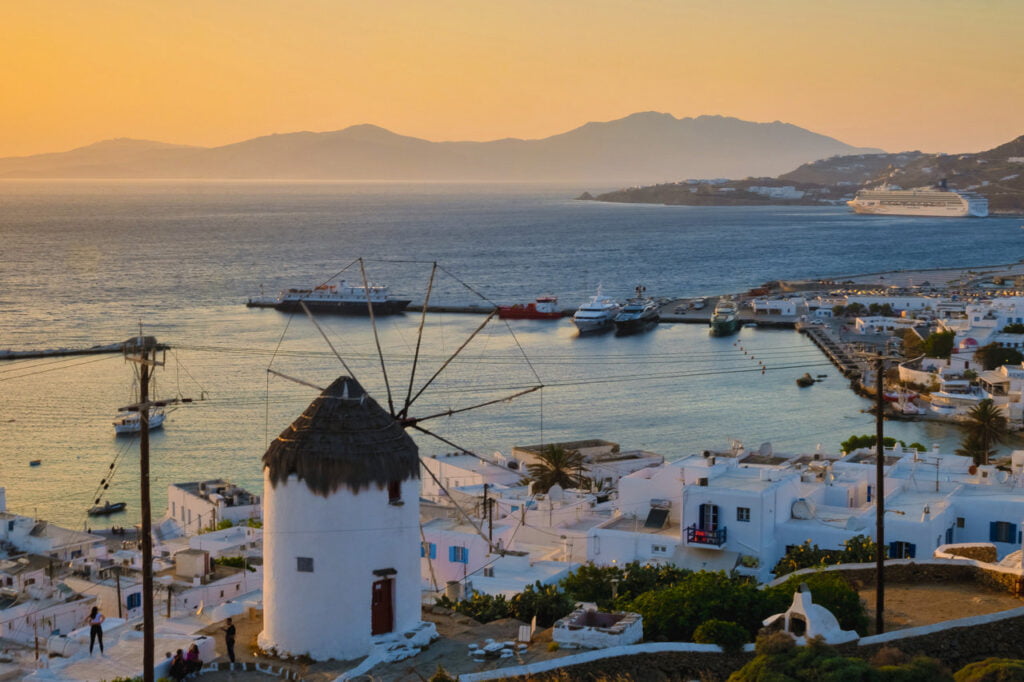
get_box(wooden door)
[371,578,394,635]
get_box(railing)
[686,524,727,547]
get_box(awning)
[671,547,740,572]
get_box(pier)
[797,323,862,379]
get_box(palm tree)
[957,399,1007,465]
[525,445,586,493]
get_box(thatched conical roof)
[262,376,420,497]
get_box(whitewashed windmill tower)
[258,375,421,660]
[256,259,542,660]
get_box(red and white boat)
[883,390,918,403]
[497,295,565,320]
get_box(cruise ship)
[847,183,988,218]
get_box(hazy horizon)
[4,1,1022,158]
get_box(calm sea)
[1,180,1019,528]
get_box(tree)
[973,343,1024,370]
[901,328,925,358]
[957,399,1008,466]
[525,445,586,493]
[954,658,1024,681]
[921,330,956,359]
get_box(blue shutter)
[420,543,426,558]
[907,543,916,558]
[126,592,141,609]
[462,547,469,564]
[431,543,437,559]
[449,546,456,562]
[990,522,998,543]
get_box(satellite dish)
[997,470,1011,484]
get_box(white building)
[165,479,261,535]
[751,297,805,317]
[259,376,422,661]
[941,297,1024,351]
[587,443,1024,582]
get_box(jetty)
[0,339,169,361]
[797,323,862,379]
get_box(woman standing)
[87,606,105,655]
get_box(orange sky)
[1,0,1021,158]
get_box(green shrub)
[212,556,257,572]
[510,581,575,628]
[629,571,766,642]
[693,619,748,653]
[879,656,953,682]
[954,658,1024,682]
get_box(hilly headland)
[584,135,1024,214]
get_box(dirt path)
[859,582,1024,633]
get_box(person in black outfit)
[169,649,187,681]
[222,617,236,662]
[86,606,105,655]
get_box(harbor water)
[2,180,1020,528]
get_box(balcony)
[686,524,727,548]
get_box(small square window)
[956,517,965,528]
[737,507,751,522]
[297,556,314,573]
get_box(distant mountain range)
[586,134,1024,213]
[0,113,882,183]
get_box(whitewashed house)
[259,376,422,661]
[165,479,261,535]
[587,443,1024,582]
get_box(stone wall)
[938,543,998,563]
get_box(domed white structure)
[257,376,421,661]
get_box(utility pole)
[115,569,123,618]
[874,356,886,635]
[122,335,164,682]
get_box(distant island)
[581,134,1024,214]
[0,112,879,184]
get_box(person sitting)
[169,648,187,681]
[185,642,202,674]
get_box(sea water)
[1,180,1018,528]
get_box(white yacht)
[113,406,166,435]
[572,288,621,334]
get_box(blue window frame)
[126,592,142,610]
[990,521,1019,544]
[420,542,437,558]
[449,546,469,564]
[889,541,916,559]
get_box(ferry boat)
[254,281,411,315]
[613,287,660,334]
[847,182,988,217]
[709,298,741,337]
[572,287,621,334]
[497,295,565,320]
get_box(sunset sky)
[2,0,1021,158]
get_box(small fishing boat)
[29,459,41,467]
[87,501,127,516]
[796,373,816,387]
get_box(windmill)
[257,258,543,660]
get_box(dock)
[797,323,862,379]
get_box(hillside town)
[4,262,1024,680]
